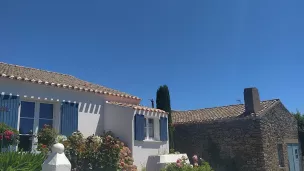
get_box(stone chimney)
[244,87,262,114]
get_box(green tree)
[294,110,304,131]
[293,110,304,156]
[156,85,174,150]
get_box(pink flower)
[176,159,181,163]
[4,136,10,140]
[192,155,198,162]
[176,162,182,168]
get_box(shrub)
[0,151,45,171]
[161,155,213,171]
[0,123,19,150]
[63,131,86,170]
[63,131,137,171]
[37,124,58,154]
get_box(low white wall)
[133,141,169,170]
[104,103,134,149]
[0,78,104,137]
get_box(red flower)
[4,130,13,136]
[0,136,3,140]
[41,144,47,148]
[4,136,10,140]
[176,159,181,163]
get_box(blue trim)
[60,102,79,136]
[160,117,168,141]
[134,114,145,141]
[0,95,20,129]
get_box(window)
[19,101,35,151]
[18,101,54,151]
[39,103,53,129]
[144,118,155,140]
[277,144,284,167]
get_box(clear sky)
[0,0,304,112]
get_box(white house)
[0,62,169,170]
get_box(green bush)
[63,131,137,171]
[0,151,45,171]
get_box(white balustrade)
[42,143,71,171]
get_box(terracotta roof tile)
[105,101,167,114]
[0,62,140,100]
[172,99,279,124]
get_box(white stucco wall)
[104,103,134,150]
[133,140,169,170]
[0,78,104,137]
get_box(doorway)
[287,143,300,171]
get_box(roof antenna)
[149,99,155,108]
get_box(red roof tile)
[0,62,140,100]
[172,99,279,124]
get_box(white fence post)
[42,143,71,171]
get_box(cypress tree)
[156,85,174,150]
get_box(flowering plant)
[0,123,19,150]
[63,131,137,171]
[37,124,58,154]
[161,154,213,171]
[99,131,137,171]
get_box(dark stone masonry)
[172,88,299,171]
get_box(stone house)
[0,62,169,170]
[172,88,300,171]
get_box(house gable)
[259,101,298,170]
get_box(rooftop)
[106,101,167,113]
[172,99,279,124]
[0,62,140,100]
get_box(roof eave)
[0,74,141,101]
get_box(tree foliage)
[156,85,174,150]
[294,110,304,131]
[293,110,304,156]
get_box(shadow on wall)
[79,102,102,115]
[78,102,104,135]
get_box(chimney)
[244,87,262,114]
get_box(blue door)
[287,144,300,171]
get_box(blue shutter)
[160,117,168,141]
[60,102,78,136]
[0,95,20,129]
[134,114,145,141]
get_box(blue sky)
[0,0,304,112]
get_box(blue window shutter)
[134,114,145,141]
[160,117,168,141]
[0,95,20,129]
[60,102,78,136]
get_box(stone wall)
[260,102,298,171]
[174,102,299,171]
[174,117,265,171]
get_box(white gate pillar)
[42,143,71,171]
